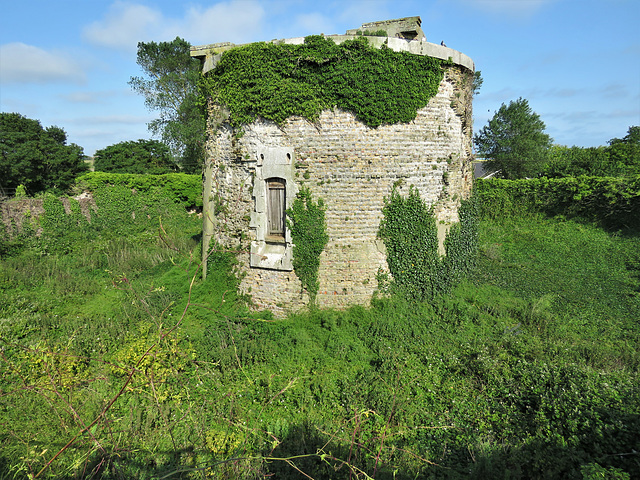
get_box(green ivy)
[443,194,479,287]
[378,186,478,301]
[39,194,85,254]
[286,187,328,303]
[2,175,202,256]
[378,186,440,300]
[199,35,447,128]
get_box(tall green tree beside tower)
[475,97,552,179]
[129,37,205,173]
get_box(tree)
[606,126,640,176]
[473,70,483,95]
[540,126,639,178]
[93,139,178,174]
[474,97,552,179]
[542,145,610,178]
[0,112,88,195]
[129,37,205,173]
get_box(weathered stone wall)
[0,193,97,238]
[204,61,473,316]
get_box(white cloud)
[82,1,265,51]
[0,43,86,85]
[601,83,630,99]
[65,115,154,154]
[518,52,565,71]
[184,1,265,44]
[476,87,519,103]
[545,109,599,121]
[525,86,580,99]
[82,2,163,51]
[603,108,640,120]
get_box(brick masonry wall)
[205,65,473,315]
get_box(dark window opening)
[399,30,418,39]
[266,178,286,242]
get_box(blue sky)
[1,0,639,156]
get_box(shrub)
[475,176,640,231]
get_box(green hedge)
[77,172,202,208]
[475,175,640,231]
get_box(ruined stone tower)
[192,17,475,316]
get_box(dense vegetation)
[3,34,635,478]
[93,140,179,175]
[476,175,640,232]
[1,172,638,479]
[542,126,640,179]
[0,113,88,196]
[199,35,447,128]
[476,97,639,181]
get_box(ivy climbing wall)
[199,31,474,316]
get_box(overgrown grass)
[1,186,638,479]
[474,213,640,370]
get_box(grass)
[1,190,639,479]
[473,213,640,370]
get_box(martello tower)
[192,17,475,316]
